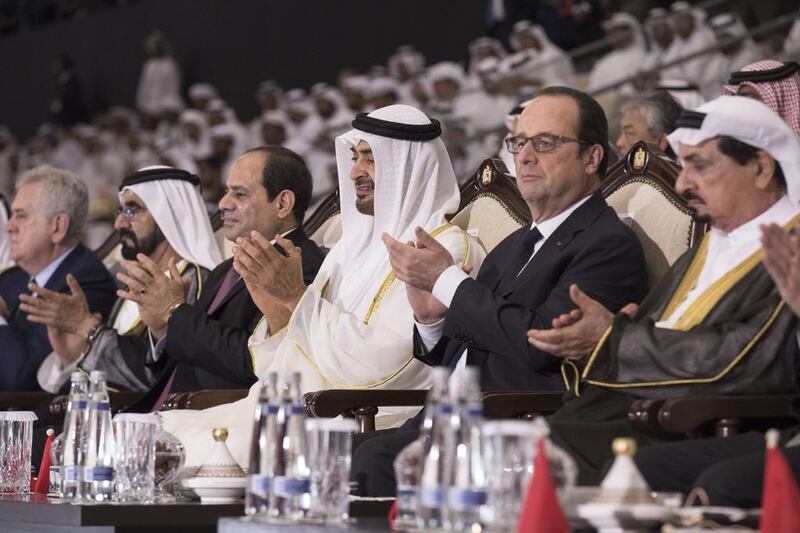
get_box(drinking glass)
[305,418,358,523]
[113,413,157,503]
[0,411,38,494]
[481,420,537,530]
[153,414,185,503]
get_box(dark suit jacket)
[414,191,648,392]
[130,228,326,411]
[0,244,116,391]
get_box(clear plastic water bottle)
[417,367,452,530]
[447,367,487,531]
[245,372,279,516]
[62,371,89,501]
[83,370,115,502]
[268,372,311,521]
[393,438,424,530]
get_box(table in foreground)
[0,493,243,533]
[219,500,393,532]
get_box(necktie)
[494,227,543,295]
[206,267,240,315]
[151,267,240,412]
[11,277,35,320]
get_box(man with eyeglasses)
[350,86,648,497]
[26,166,222,393]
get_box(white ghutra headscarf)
[328,104,461,317]
[118,166,223,270]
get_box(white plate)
[578,501,677,530]
[183,476,246,503]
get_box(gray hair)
[621,90,684,138]
[16,165,88,244]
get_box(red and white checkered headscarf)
[721,60,800,136]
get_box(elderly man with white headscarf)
[669,2,717,86]
[702,13,762,96]
[29,166,222,393]
[508,20,577,88]
[527,95,800,485]
[587,12,649,93]
[427,61,508,136]
[159,104,486,467]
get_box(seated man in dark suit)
[351,86,648,496]
[116,146,326,411]
[0,165,116,391]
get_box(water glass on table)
[0,411,38,494]
[305,418,358,524]
[113,413,158,503]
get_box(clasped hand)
[116,254,187,332]
[232,231,306,312]
[527,284,638,361]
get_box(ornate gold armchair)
[601,141,705,289]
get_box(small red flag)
[517,436,570,533]
[760,430,800,533]
[31,428,55,493]
[387,499,398,529]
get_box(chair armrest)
[49,391,145,419]
[162,389,249,411]
[304,389,428,432]
[0,391,51,411]
[629,395,796,437]
[481,390,564,419]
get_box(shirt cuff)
[431,265,470,309]
[415,318,445,352]
[149,331,168,363]
[0,316,7,327]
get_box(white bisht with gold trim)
[161,105,486,467]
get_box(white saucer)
[183,476,246,503]
[578,501,676,531]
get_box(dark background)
[0,0,485,139]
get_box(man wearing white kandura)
[160,104,486,467]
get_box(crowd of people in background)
[0,2,798,253]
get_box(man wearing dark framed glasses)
[352,86,648,497]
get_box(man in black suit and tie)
[351,86,648,496]
[117,147,326,411]
[0,165,116,391]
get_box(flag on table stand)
[760,429,800,533]
[31,428,55,493]
[387,500,398,529]
[517,436,570,533]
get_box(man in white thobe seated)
[159,104,486,467]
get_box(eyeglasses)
[505,133,590,154]
[116,205,146,221]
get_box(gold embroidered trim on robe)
[291,340,417,389]
[580,214,800,389]
[660,213,800,331]
[362,223,467,324]
[585,301,785,388]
